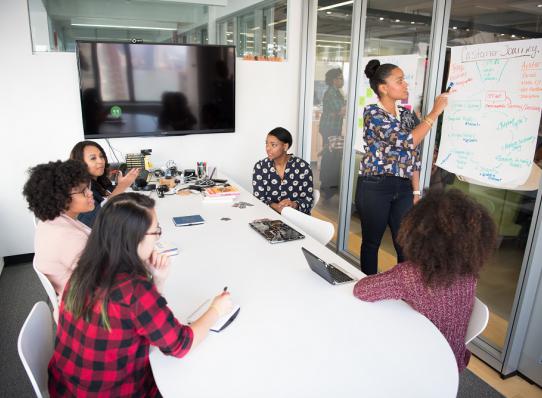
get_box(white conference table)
[149,180,459,398]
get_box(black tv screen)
[76,41,235,138]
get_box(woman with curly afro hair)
[70,141,140,227]
[23,160,95,296]
[353,188,496,372]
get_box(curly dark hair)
[397,188,497,288]
[69,140,112,196]
[23,160,90,221]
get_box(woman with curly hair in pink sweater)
[353,188,496,371]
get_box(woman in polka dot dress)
[252,127,314,215]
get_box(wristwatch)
[413,190,422,196]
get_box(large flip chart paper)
[437,39,542,187]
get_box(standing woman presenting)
[356,60,449,275]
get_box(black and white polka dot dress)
[252,155,314,214]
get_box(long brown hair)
[397,188,497,288]
[70,140,112,196]
[64,193,154,329]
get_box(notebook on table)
[301,247,357,285]
[249,219,305,244]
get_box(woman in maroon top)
[353,189,496,372]
[49,193,233,397]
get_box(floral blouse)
[252,155,314,214]
[359,103,421,178]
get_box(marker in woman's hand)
[446,82,454,93]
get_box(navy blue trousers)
[355,175,413,275]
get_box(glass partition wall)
[345,1,435,271]
[430,0,542,362]
[300,0,542,376]
[306,1,354,243]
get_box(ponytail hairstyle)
[268,126,293,150]
[64,192,155,330]
[364,59,398,98]
[70,140,113,196]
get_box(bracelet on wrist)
[422,116,434,127]
[413,190,421,196]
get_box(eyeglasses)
[70,184,92,196]
[146,226,162,237]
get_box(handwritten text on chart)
[437,39,542,187]
[496,117,527,131]
[461,44,540,63]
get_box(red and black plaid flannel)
[48,274,193,397]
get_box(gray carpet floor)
[0,262,504,398]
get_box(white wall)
[0,0,303,258]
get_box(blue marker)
[446,82,455,92]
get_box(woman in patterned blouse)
[49,193,233,397]
[356,60,449,275]
[252,127,314,214]
[354,189,497,372]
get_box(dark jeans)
[355,175,413,275]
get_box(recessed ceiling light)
[538,4,542,7]
[411,21,415,24]
[326,11,332,15]
[466,28,470,31]
[500,33,505,36]
[511,34,516,38]
[379,17,384,21]
[395,19,400,22]
[453,26,457,29]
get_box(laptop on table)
[301,247,358,285]
[249,219,305,244]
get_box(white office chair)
[312,189,320,208]
[281,207,334,245]
[465,297,489,344]
[17,301,54,398]
[33,263,59,323]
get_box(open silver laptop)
[302,247,357,285]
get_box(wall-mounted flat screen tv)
[76,41,235,138]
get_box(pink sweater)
[353,262,475,372]
[34,214,91,296]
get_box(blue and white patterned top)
[252,155,314,214]
[359,103,421,178]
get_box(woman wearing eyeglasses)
[23,160,95,296]
[49,193,233,397]
[70,140,140,227]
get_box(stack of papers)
[204,185,240,197]
[202,185,240,203]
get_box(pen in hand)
[446,82,454,93]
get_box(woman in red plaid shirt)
[48,193,232,397]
